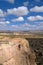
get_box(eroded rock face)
[0,38,37,65]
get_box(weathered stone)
[0,38,37,65]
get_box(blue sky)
[0,0,43,31]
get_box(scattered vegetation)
[0,64,3,65]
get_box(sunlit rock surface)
[0,38,37,65]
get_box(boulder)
[0,38,37,65]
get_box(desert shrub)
[0,64,3,65]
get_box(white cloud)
[38,22,43,26]
[23,1,29,6]
[0,18,5,21]
[36,22,43,30]
[27,15,43,21]
[12,17,24,22]
[11,25,16,27]
[7,6,29,16]
[5,0,14,4]
[30,6,43,12]
[6,21,10,24]
[11,23,31,31]
[0,9,5,17]
[22,23,30,27]
[11,25,18,28]
[35,0,40,2]
[11,23,43,30]
[0,21,10,25]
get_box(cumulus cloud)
[0,18,5,21]
[35,0,40,2]
[23,1,29,6]
[30,6,43,12]
[5,0,14,4]
[0,9,6,17]
[22,23,30,27]
[0,21,10,25]
[7,6,29,16]
[11,23,43,30]
[38,22,43,26]
[27,15,43,21]
[11,25,18,29]
[11,23,31,31]
[12,17,24,22]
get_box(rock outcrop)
[0,38,37,65]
